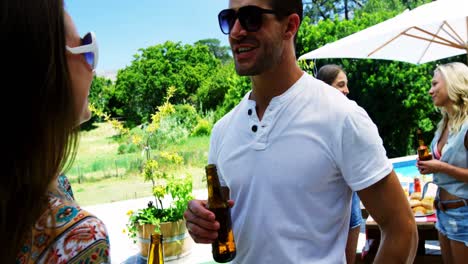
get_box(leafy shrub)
[117,142,140,154]
[126,143,140,154]
[191,119,212,136]
[117,144,127,155]
[214,75,251,121]
[113,41,221,127]
[149,116,190,149]
[196,63,237,111]
[172,104,199,133]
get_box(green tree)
[296,6,444,157]
[302,0,431,23]
[358,0,431,14]
[197,62,238,111]
[195,38,232,64]
[81,76,114,130]
[303,0,366,22]
[343,60,438,157]
[89,75,113,112]
[113,41,221,127]
[214,74,251,121]
[297,11,399,58]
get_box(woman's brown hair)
[0,0,79,261]
[316,64,346,85]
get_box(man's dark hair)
[269,0,303,47]
[270,0,303,25]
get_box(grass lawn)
[69,122,209,206]
[73,176,153,205]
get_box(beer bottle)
[205,164,236,263]
[417,129,432,161]
[147,233,164,264]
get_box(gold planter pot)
[137,219,193,261]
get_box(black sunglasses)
[218,5,279,35]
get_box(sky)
[65,0,230,76]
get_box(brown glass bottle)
[205,164,236,263]
[417,129,432,161]
[147,233,164,264]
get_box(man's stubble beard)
[233,37,284,77]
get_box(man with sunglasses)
[184,1,418,263]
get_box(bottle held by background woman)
[417,129,433,161]
[205,164,236,263]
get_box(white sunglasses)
[66,32,99,70]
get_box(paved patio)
[83,189,439,263]
[83,189,215,263]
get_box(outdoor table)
[363,214,438,257]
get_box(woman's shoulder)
[18,195,110,263]
[51,210,110,264]
[57,174,75,200]
[45,196,110,263]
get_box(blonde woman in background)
[417,62,468,263]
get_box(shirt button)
[251,125,258,132]
[248,109,252,115]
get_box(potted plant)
[126,159,193,260]
[125,87,194,260]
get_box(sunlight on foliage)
[125,87,194,242]
[89,104,129,136]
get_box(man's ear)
[283,13,300,40]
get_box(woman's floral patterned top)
[16,175,110,263]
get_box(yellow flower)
[122,228,126,233]
[131,135,142,145]
[126,210,133,216]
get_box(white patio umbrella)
[298,0,468,64]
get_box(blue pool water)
[393,159,420,179]
[391,156,436,196]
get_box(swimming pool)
[390,155,435,195]
[390,155,431,178]
[392,157,420,179]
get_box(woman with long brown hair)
[1,0,110,262]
